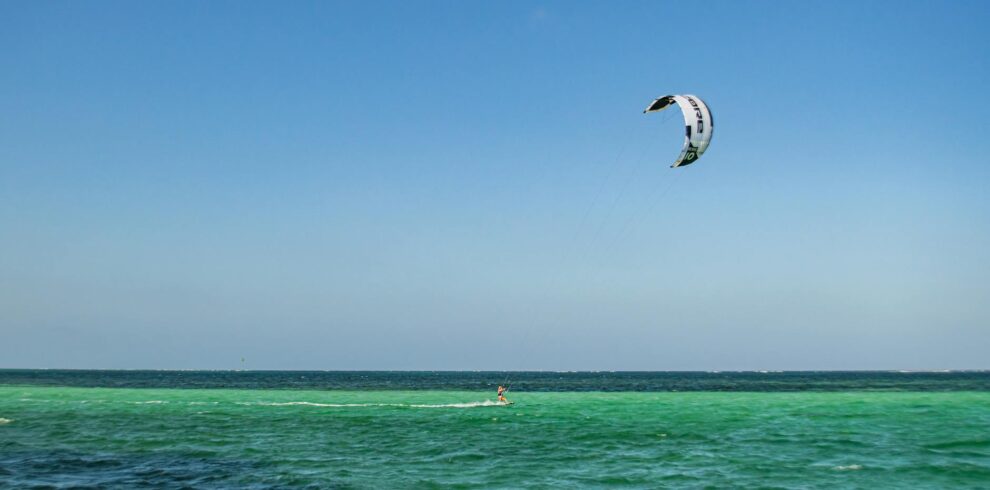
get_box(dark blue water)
[2,369,988,391]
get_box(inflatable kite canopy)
[644,95,713,168]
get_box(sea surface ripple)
[1,371,989,488]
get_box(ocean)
[1,370,988,488]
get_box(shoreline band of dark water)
[2,369,988,391]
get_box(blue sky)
[2,1,988,370]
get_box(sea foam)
[409,400,504,408]
[243,400,506,409]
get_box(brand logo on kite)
[687,97,705,134]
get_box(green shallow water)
[2,387,989,488]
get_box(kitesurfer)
[497,385,508,403]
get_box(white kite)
[644,94,714,168]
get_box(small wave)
[242,400,508,409]
[924,438,990,450]
[833,464,862,471]
[0,418,12,424]
[132,400,168,404]
[251,401,387,408]
[409,400,505,408]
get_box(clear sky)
[2,1,988,370]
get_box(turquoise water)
[3,383,989,488]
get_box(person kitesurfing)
[497,385,509,404]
